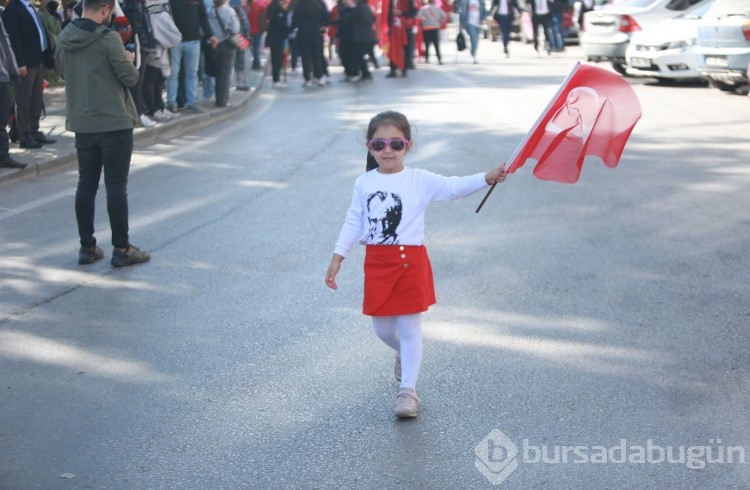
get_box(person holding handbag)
[207,0,240,107]
[458,0,486,63]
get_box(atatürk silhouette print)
[366,191,402,244]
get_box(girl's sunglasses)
[368,138,409,152]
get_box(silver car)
[581,0,710,74]
[625,1,713,81]
[694,0,750,92]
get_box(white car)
[624,1,713,81]
[581,0,711,74]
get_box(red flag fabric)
[505,63,642,184]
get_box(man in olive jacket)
[56,0,151,268]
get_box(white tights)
[371,313,423,390]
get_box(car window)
[614,0,659,8]
[703,0,750,17]
[665,0,693,11]
[678,1,713,16]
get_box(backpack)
[143,0,182,48]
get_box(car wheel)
[707,79,736,92]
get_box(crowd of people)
[0,0,576,170]
[0,0,269,169]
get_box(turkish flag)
[505,63,642,184]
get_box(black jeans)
[299,33,325,81]
[0,82,10,158]
[74,129,133,249]
[268,35,285,82]
[355,41,373,79]
[422,29,441,62]
[211,41,236,106]
[532,13,552,52]
[142,64,166,116]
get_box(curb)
[0,64,268,187]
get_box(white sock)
[372,316,400,351]
[371,314,423,390]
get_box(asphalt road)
[1,40,749,489]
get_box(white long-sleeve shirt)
[333,167,489,257]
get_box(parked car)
[580,0,710,74]
[624,0,713,81]
[694,0,750,93]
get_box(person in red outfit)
[246,0,268,70]
[383,0,417,77]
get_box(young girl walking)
[325,111,508,418]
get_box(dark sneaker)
[0,156,27,168]
[78,246,104,265]
[111,245,150,267]
[184,104,205,114]
[19,139,43,149]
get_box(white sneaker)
[151,109,171,122]
[140,114,156,127]
[317,78,325,86]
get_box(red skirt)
[363,245,436,316]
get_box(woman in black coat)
[265,0,292,86]
[291,0,330,86]
[335,0,376,81]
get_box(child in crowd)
[325,110,508,418]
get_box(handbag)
[456,30,467,51]
[215,7,250,50]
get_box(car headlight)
[666,38,696,50]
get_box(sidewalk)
[0,64,268,186]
